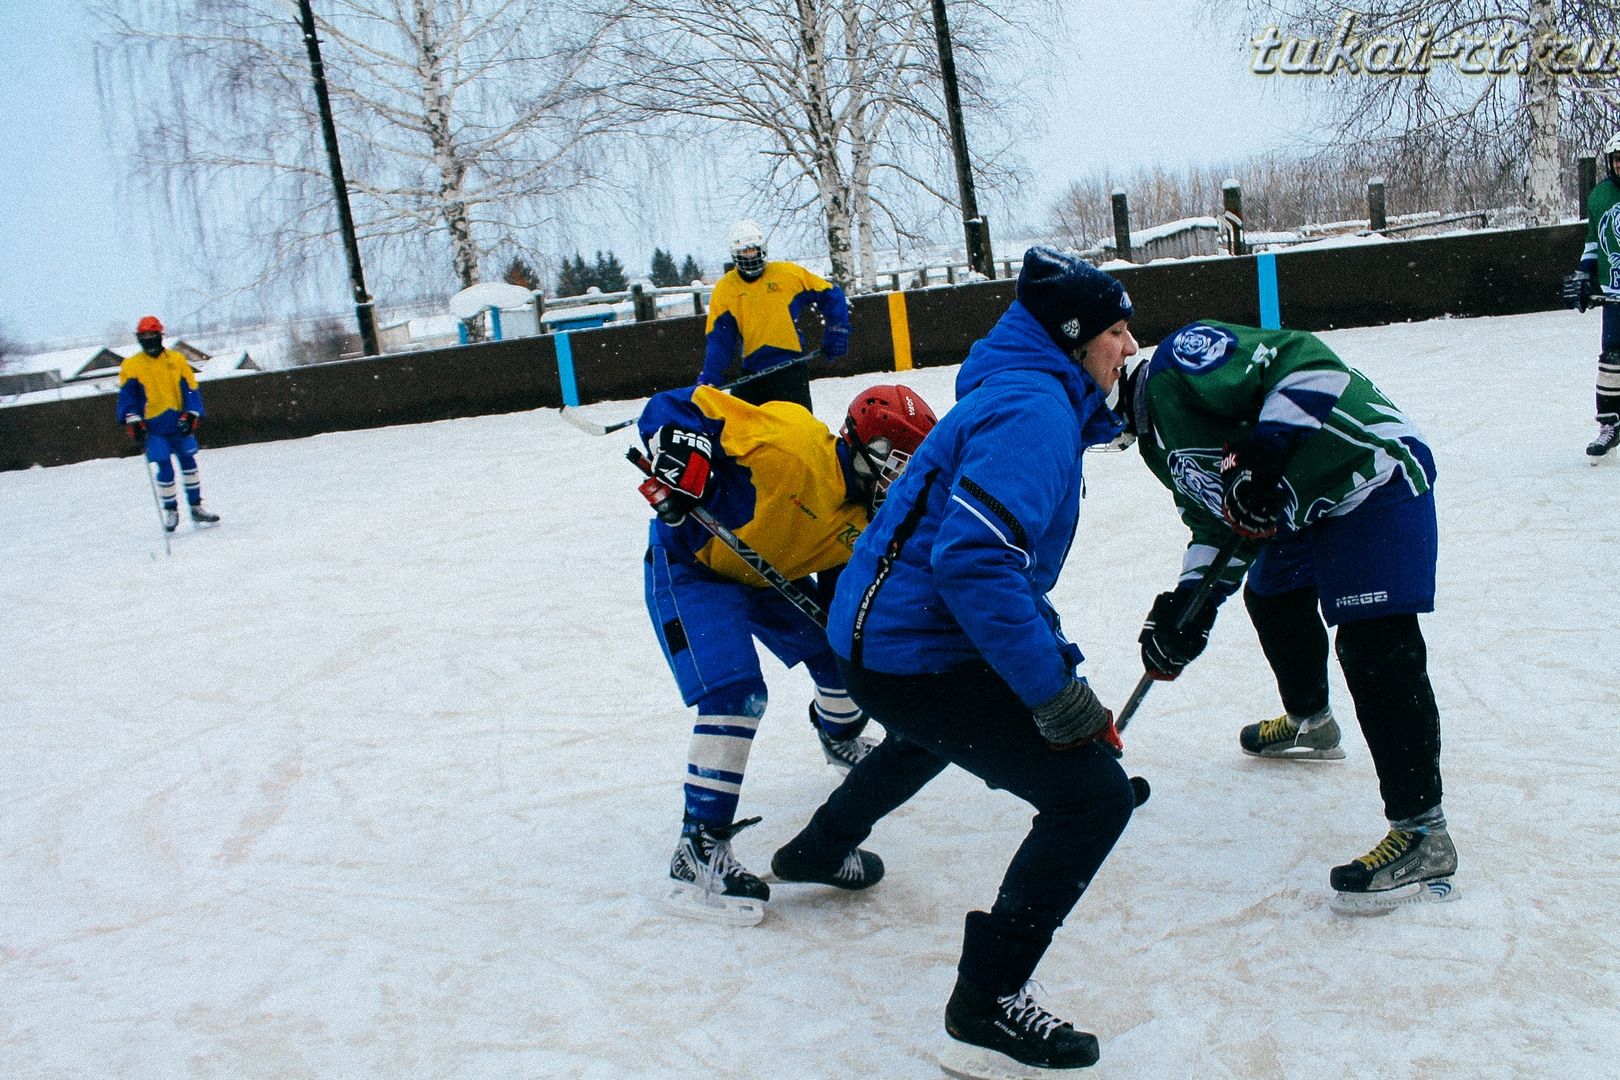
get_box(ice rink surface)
[3,310,1616,1078]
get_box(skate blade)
[661,883,766,927]
[939,1037,1094,1080]
[1245,745,1346,761]
[1331,877,1457,915]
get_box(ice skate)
[1330,827,1458,914]
[161,506,179,533]
[1239,710,1345,761]
[1586,418,1618,463]
[941,979,1099,1078]
[771,836,884,891]
[663,816,770,926]
[810,703,877,772]
[189,502,221,526]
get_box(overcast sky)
[0,2,1310,349]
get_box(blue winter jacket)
[826,301,1124,708]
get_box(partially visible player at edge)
[1562,129,1620,462]
[635,380,937,924]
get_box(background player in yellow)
[117,316,220,532]
[700,220,850,410]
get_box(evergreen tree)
[679,254,704,284]
[556,253,593,296]
[594,250,628,292]
[503,255,541,291]
[649,247,680,287]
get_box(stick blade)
[558,406,635,436]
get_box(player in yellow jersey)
[700,220,850,410]
[636,381,936,922]
[117,316,220,532]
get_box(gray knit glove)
[1031,679,1111,748]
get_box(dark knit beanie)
[1016,246,1133,351]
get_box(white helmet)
[726,219,767,279]
[1604,133,1620,180]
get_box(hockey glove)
[1139,588,1219,681]
[821,326,850,361]
[123,416,146,446]
[1219,439,1288,539]
[639,476,696,526]
[1563,269,1597,312]
[649,425,713,502]
[1032,679,1123,754]
[177,411,200,436]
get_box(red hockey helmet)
[136,315,164,335]
[841,383,938,508]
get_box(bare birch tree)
[610,0,1032,289]
[1231,1,1620,225]
[95,0,625,310]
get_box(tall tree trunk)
[1525,0,1563,225]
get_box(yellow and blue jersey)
[639,384,865,586]
[700,262,849,385]
[117,349,204,435]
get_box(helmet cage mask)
[727,220,767,280]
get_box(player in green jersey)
[1116,321,1457,914]
[1562,131,1620,461]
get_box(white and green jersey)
[1581,176,1620,294]
[1134,321,1437,591]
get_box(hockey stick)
[627,447,828,627]
[560,353,821,436]
[142,454,172,559]
[1114,532,1247,734]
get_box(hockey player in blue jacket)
[769,248,1138,1077]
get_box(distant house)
[69,348,127,382]
[0,339,248,408]
[194,351,260,379]
[50,340,214,383]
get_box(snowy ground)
[2,309,1617,1079]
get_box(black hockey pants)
[791,658,1134,995]
[1246,585,1444,823]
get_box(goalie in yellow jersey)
[636,381,937,923]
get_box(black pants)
[731,361,812,410]
[1246,585,1443,822]
[787,658,1134,995]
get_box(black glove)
[1139,588,1219,681]
[1031,679,1122,753]
[123,416,146,447]
[177,411,199,436]
[1220,439,1287,539]
[1563,270,1597,312]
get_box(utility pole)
[930,0,994,278]
[297,0,379,356]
